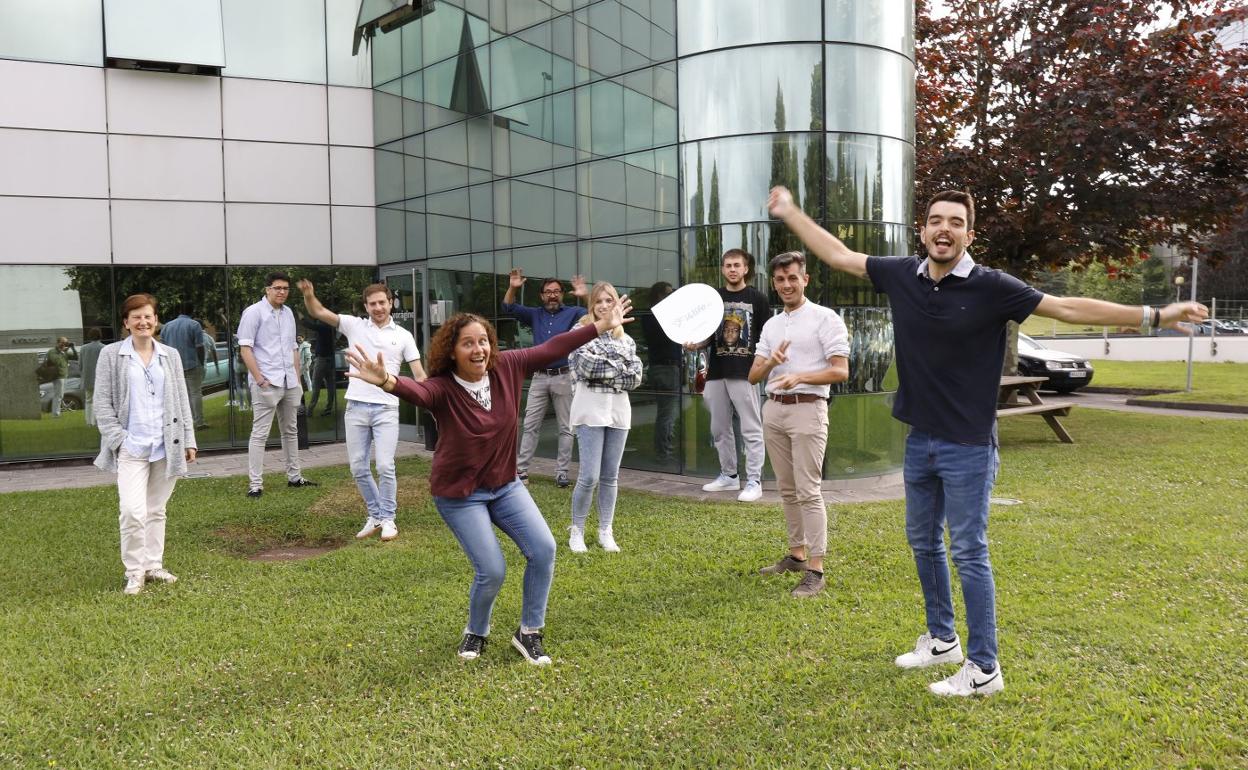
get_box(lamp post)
[1174,274,1185,304]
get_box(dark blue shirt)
[303,318,338,357]
[502,302,587,370]
[159,314,204,372]
[867,255,1044,445]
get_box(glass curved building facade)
[364,0,914,479]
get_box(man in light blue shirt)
[237,271,316,497]
[159,306,207,429]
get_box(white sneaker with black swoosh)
[894,632,964,669]
[929,660,1004,697]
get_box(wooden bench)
[998,375,1075,443]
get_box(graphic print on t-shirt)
[713,301,757,359]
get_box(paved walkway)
[1064,390,1248,420]
[0,443,906,503]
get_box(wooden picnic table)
[997,375,1075,443]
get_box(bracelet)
[383,374,395,391]
[1152,307,1161,328]
[1140,305,1151,331]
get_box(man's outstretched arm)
[768,186,869,279]
[295,280,340,328]
[1033,295,1208,332]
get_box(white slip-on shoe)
[597,527,620,553]
[929,660,1004,697]
[737,480,763,502]
[356,517,381,539]
[895,632,964,669]
[144,568,178,584]
[568,525,587,553]
[701,474,740,492]
[379,520,398,541]
[124,574,145,595]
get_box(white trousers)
[117,449,178,577]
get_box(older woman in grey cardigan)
[94,294,198,595]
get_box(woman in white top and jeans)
[93,293,198,595]
[568,282,643,553]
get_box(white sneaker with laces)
[702,474,740,492]
[124,574,144,595]
[145,568,178,584]
[929,659,1004,697]
[737,480,763,502]
[568,525,587,553]
[356,517,381,539]
[380,520,398,541]
[895,632,964,669]
[597,527,620,552]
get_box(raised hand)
[344,344,388,386]
[768,339,791,368]
[509,268,525,289]
[597,294,635,333]
[295,278,315,297]
[1158,301,1209,333]
[768,186,795,219]
[570,274,588,298]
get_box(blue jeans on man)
[345,400,400,521]
[903,429,1000,670]
[433,480,557,637]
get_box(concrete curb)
[1122,398,1248,415]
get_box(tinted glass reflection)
[681,133,822,226]
[825,0,914,57]
[825,44,915,142]
[677,0,820,56]
[825,134,915,225]
[679,44,823,141]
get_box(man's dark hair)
[541,278,563,293]
[86,327,102,342]
[768,251,807,276]
[265,271,291,287]
[925,190,976,231]
[648,281,673,305]
[361,282,392,303]
[722,249,756,281]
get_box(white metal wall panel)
[222,78,328,144]
[226,203,331,264]
[0,128,109,197]
[0,59,106,133]
[108,134,224,201]
[224,141,330,204]
[0,197,111,263]
[110,200,226,264]
[105,69,222,138]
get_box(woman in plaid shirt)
[568,282,643,554]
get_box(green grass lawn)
[1087,360,1248,406]
[2,409,1246,768]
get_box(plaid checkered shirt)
[570,331,642,393]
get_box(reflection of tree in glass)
[769,84,804,259]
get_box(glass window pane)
[825,133,914,225]
[679,44,823,142]
[424,3,489,66]
[575,0,674,85]
[424,48,491,115]
[221,0,327,83]
[328,0,372,86]
[825,0,914,57]
[0,265,112,460]
[0,0,103,66]
[681,133,822,226]
[491,22,555,110]
[370,25,402,86]
[579,148,677,238]
[677,0,820,56]
[825,44,914,142]
[104,0,225,67]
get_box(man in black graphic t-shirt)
[691,249,771,502]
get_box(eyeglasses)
[267,286,291,293]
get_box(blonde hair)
[578,281,624,339]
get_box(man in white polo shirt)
[297,279,426,541]
[748,252,850,598]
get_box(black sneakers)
[457,633,486,660]
[287,478,319,488]
[555,472,570,488]
[246,488,263,498]
[511,628,552,666]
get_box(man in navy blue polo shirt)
[502,268,587,487]
[768,185,1208,697]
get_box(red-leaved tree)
[915,0,1248,280]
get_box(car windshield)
[1018,334,1042,352]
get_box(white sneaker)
[895,632,964,669]
[380,520,398,541]
[737,480,763,502]
[702,474,740,492]
[356,517,381,539]
[145,568,178,584]
[568,525,587,553]
[124,574,144,595]
[597,527,620,553]
[929,659,1004,697]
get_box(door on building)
[381,267,427,443]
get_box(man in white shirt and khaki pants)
[749,252,850,598]
[297,279,425,541]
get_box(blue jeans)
[903,429,1000,669]
[345,400,399,521]
[572,425,628,530]
[433,480,557,637]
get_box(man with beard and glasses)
[767,185,1208,698]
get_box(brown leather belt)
[540,366,570,375]
[768,393,826,405]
